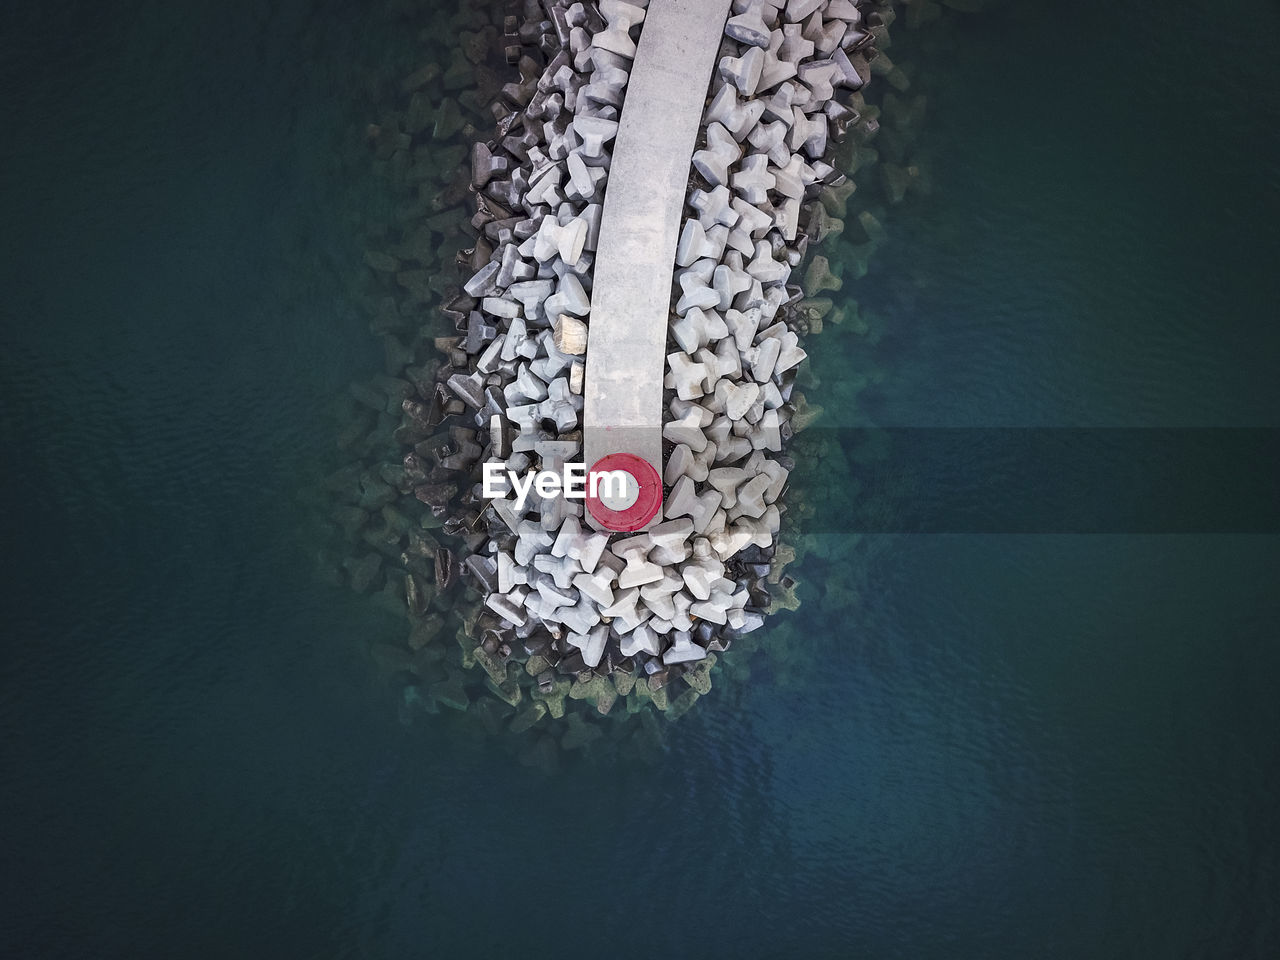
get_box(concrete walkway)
[582,0,732,530]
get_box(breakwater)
[316,0,930,758]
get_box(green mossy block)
[344,553,383,593]
[768,579,801,614]
[790,393,824,432]
[613,669,637,697]
[625,685,651,714]
[681,655,716,696]
[472,644,507,684]
[441,53,473,93]
[460,27,495,65]
[405,92,435,136]
[803,255,842,296]
[433,98,465,140]
[410,646,445,683]
[805,202,843,244]
[471,695,511,735]
[428,676,469,712]
[767,542,797,584]
[797,297,834,320]
[568,674,616,715]
[820,179,857,218]
[330,504,369,541]
[400,62,441,96]
[648,682,670,712]
[593,681,617,716]
[665,688,701,722]
[456,628,479,670]
[509,701,547,734]
[363,249,401,274]
[379,503,414,536]
[484,674,523,708]
[407,613,444,650]
[881,162,910,204]
[532,675,570,719]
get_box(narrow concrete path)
[583,0,732,529]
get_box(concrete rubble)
[314,0,909,744]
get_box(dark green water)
[2,1,1277,957]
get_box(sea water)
[2,0,1277,956]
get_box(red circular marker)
[585,453,662,532]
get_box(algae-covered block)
[344,553,383,593]
[767,577,801,613]
[566,674,619,716]
[410,645,445,682]
[472,643,507,684]
[612,668,637,698]
[767,542,797,584]
[471,695,512,735]
[400,62,441,96]
[363,249,400,274]
[790,393,824,432]
[625,682,651,714]
[531,675,570,719]
[854,211,887,247]
[456,629,479,670]
[460,27,497,66]
[820,179,857,218]
[803,255,842,296]
[681,654,717,696]
[403,684,439,716]
[433,98,465,140]
[665,688,701,722]
[428,676,469,712]
[593,681,617,717]
[441,51,474,93]
[796,297,834,320]
[407,614,444,650]
[484,673,523,708]
[509,701,547,734]
[648,682,669,713]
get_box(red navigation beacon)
[584,453,662,532]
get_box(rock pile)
[316,0,917,742]
[439,0,889,711]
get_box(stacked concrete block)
[654,0,875,632]
[358,0,890,728]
